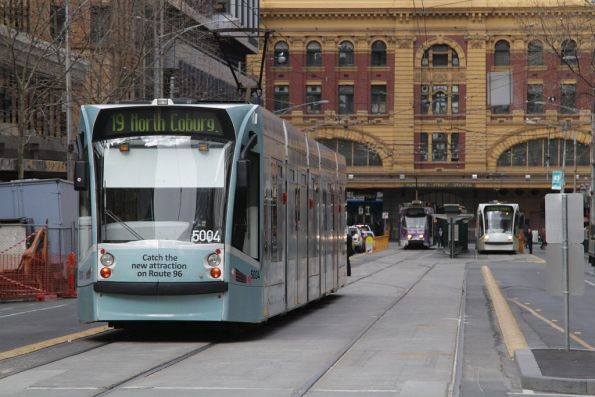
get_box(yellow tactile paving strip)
[0,325,111,361]
[481,265,529,357]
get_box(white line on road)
[0,304,66,318]
[585,279,595,287]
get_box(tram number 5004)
[191,229,221,243]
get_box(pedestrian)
[527,227,533,254]
[438,227,443,248]
[540,227,547,249]
[518,230,525,253]
[346,231,353,276]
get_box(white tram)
[475,202,522,253]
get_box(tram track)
[292,250,439,397]
[91,342,216,397]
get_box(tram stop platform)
[516,349,595,394]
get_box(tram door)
[324,184,335,293]
[264,159,286,317]
[320,188,328,293]
[286,169,298,309]
[330,186,338,292]
[308,175,321,300]
[297,173,308,304]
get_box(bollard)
[518,231,525,254]
[64,252,77,298]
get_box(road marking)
[509,299,594,350]
[481,266,528,357]
[0,304,67,319]
[585,279,595,288]
[0,325,111,360]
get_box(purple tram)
[399,201,434,249]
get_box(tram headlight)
[100,252,115,267]
[507,235,513,241]
[407,234,412,240]
[207,253,221,267]
[484,235,489,241]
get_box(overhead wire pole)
[591,86,595,264]
[65,0,72,181]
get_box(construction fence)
[0,223,77,301]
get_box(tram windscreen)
[484,205,514,234]
[94,136,233,243]
[405,216,426,228]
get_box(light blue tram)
[75,99,347,326]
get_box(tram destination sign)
[93,107,232,140]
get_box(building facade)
[259,0,594,236]
[0,0,259,181]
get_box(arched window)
[528,40,543,66]
[306,41,322,67]
[274,41,289,66]
[494,40,510,66]
[561,39,577,65]
[371,41,387,66]
[421,44,459,67]
[497,138,589,167]
[318,138,383,167]
[338,41,354,67]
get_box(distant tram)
[75,99,347,326]
[399,201,434,249]
[475,202,522,253]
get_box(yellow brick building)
[259,0,594,233]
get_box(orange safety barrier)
[63,252,77,298]
[373,235,389,251]
[0,227,71,301]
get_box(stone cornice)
[261,7,593,19]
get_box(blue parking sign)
[551,170,564,190]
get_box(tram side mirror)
[237,159,249,188]
[74,160,88,191]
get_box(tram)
[75,99,347,325]
[475,202,522,253]
[398,201,434,248]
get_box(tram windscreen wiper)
[105,209,144,241]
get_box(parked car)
[346,226,364,253]
[355,224,375,238]
[355,224,375,251]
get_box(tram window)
[295,188,301,230]
[323,191,328,232]
[270,163,283,262]
[232,152,259,259]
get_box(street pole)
[152,0,164,98]
[590,86,595,264]
[562,120,569,189]
[562,193,570,350]
[573,129,577,192]
[65,0,72,181]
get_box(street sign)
[382,211,389,219]
[551,170,564,190]
[546,243,585,296]
[545,193,583,244]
